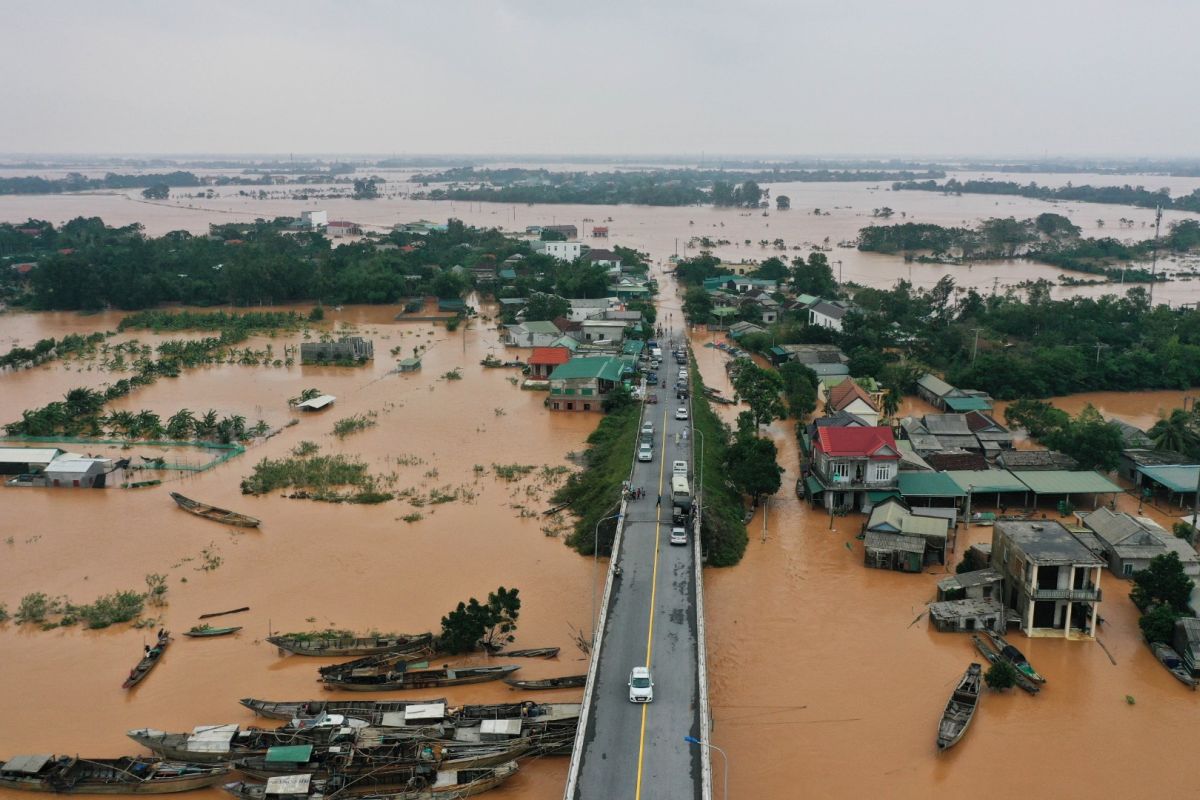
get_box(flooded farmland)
[1,181,1198,800]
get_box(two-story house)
[547,356,623,412]
[809,426,900,511]
[825,379,880,426]
[992,520,1104,638]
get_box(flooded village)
[1,160,1199,799]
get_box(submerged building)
[992,520,1104,638]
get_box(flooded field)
[5,169,1200,304]
[0,304,596,800]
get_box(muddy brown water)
[2,186,1199,798]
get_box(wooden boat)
[233,738,533,781]
[971,635,1039,695]
[0,755,230,794]
[988,632,1046,683]
[184,625,242,638]
[127,721,397,764]
[1151,642,1198,689]
[169,492,260,528]
[936,663,982,752]
[317,647,439,678]
[267,632,432,657]
[123,631,172,690]
[199,607,249,620]
[241,698,449,722]
[502,674,586,690]
[223,760,518,800]
[500,647,560,659]
[323,665,520,692]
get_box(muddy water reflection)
[0,305,598,799]
[687,329,1194,798]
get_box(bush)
[690,363,748,566]
[70,591,145,629]
[1139,604,1181,644]
[556,405,639,556]
[985,660,1018,690]
[15,592,56,625]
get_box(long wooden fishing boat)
[223,761,519,800]
[987,632,1046,683]
[184,625,242,638]
[0,755,230,794]
[502,675,585,690]
[500,647,560,659]
[123,630,172,690]
[169,493,260,528]
[128,720,404,765]
[1151,642,1198,689]
[317,647,440,678]
[971,635,1039,695]
[936,663,982,752]
[323,665,520,692]
[233,738,533,781]
[267,632,432,657]
[241,698,449,722]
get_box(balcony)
[1031,587,1102,602]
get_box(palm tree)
[133,410,164,440]
[1149,409,1200,456]
[166,409,196,441]
[881,387,901,421]
[64,387,105,417]
[194,410,219,440]
[104,410,137,438]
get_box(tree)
[683,287,713,323]
[1003,399,1069,438]
[738,180,763,208]
[778,361,819,419]
[141,184,170,200]
[602,384,634,413]
[731,359,786,430]
[1043,405,1123,471]
[352,178,379,200]
[438,586,521,654]
[985,660,1018,690]
[791,252,837,297]
[166,409,196,440]
[775,195,790,211]
[725,421,783,503]
[1131,551,1195,613]
[524,292,570,322]
[1148,409,1200,456]
[751,257,789,282]
[1139,603,1181,644]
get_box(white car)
[638,443,653,462]
[672,460,688,476]
[670,526,687,545]
[628,666,654,703]
[675,407,689,421]
[640,422,654,437]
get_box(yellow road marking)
[634,399,671,798]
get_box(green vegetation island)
[893,178,1200,213]
[409,167,946,207]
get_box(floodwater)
[679,316,1196,799]
[3,177,1200,800]
[5,169,1200,304]
[0,304,598,800]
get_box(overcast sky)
[3,0,1197,158]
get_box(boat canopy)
[481,719,522,736]
[186,724,238,752]
[1,755,53,774]
[265,774,313,795]
[265,745,314,763]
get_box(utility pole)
[971,328,983,365]
[1148,205,1163,307]
[837,260,843,285]
[1094,342,1107,365]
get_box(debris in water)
[1125,695,1136,705]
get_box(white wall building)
[533,240,583,262]
[301,210,328,229]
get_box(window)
[583,403,591,411]
[872,462,891,482]
[1122,563,1133,577]
[831,462,850,480]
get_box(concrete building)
[992,520,1104,638]
[580,319,627,344]
[527,346,571,379]
[503,321,563,348]
[43,457,111,488]
[1174,618,1200,678]
[1079,507,1200,578]
[533,240,583,261]
[807,426,900,511]
[300,337,374,364]
[862,531,924,572]
[300,210,328,229]
[0,447,63,475]
[325,221,362,237]
[826,379,880,427]
[584,248,622,269]
[808,300,852,331]
[937,569,1004,602]
[928,599,1006,634]
[547,357,624,412]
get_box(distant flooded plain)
[2,178,1200,799]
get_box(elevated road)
[568,332,706,800]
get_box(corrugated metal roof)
[0,447,61,464]
[1138,464,1200,494]
[898,472,965,498]
[1016,470,1122,495]
[297,394,336,410]
[864,531,925,554]
[944,396,993,412]
[548,356,624,382]
[943,469,1027,495]
[917,373,954,398]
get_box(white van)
[672,460,688,477]
[671,475,691,510]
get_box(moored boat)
[184,625,242,638]
[0,755,230,794]
[323,665,520,692]
[317,647,439,678]
[936,663,982,751]
[169,493,260,528]
[123,630,172,689]
[232,738,532,781]
[222,760,518,799]
[501,647,560,659]
[240,698,449,722]
[267,632,432,657]
[988,632,1046,683]
[502,675,586,690]
[1151,641,1198,689]
[971,635,1039,695]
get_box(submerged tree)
[438,586,522,654]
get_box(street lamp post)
[592,512,621,647]
[684,735,728,800]
[693,427,705,499]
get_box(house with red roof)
[825,378,880,426]
[528,346,571,379]
[807,426,900,511]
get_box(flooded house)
[807,299,852,331]
[503,321,562,348]
[915,373,993,412]
[825,379,880,426]
[584,248,621,269]
[1173,618,1200,678]
[998,450,1079,471]
[546,356,623,412]
[1078,507,1200,579]
[580,319,628,344]
[299,337,373,364]
[806,426,899,511]
[937,569,1003,602]
[992,520,1104,638]
[864,498,951,564]
[527,346,571,379]
[42,457,112,488]
[0,447,63,476]
[928,598,1006,635]
[862,531,925,572]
